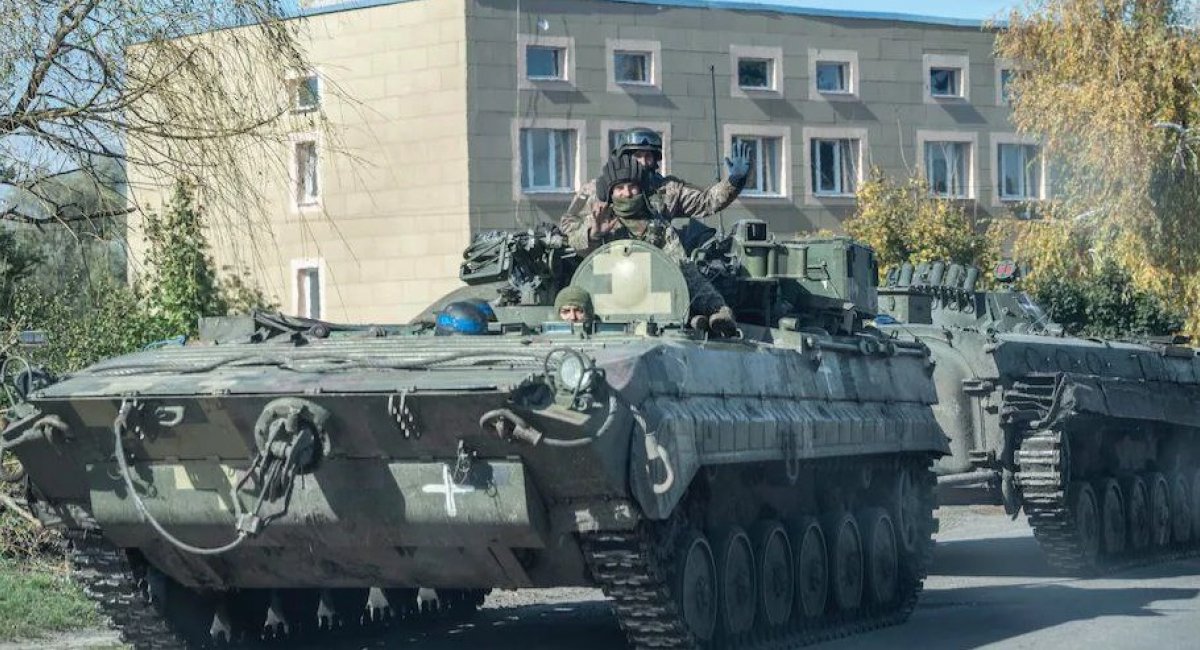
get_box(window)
[923,53,970,103]
[999,68,1015,104]
[293,140,319,207]
[520,128,576,192]
[614,51,650,84]
[292,74,319,112]
[925,141,970,198]
[730,45,783,97]
[811,139,859,196]
[997,143,1041,201]
[733,135,782,196]
[930,68,961,97]
[816,62,848,93]
[526,46,563,79]
[738,59,772,89]
[293,262,322,320]
[518,35,574,89]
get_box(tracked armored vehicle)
[2,222,947,648]
[878,261,1200,573]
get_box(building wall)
[125,0,471,323]
[465,0,1015,236]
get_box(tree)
[845,168,996,275]
[996,0,1200,335]
[0,0,325,229]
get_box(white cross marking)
[421,465,475,517]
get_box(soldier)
[561,156,737,336]
[565,128,753,233]
[554,286,593,324]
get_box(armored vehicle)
[878,261,1200,573]
[2,221,947,649]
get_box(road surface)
[8,505,1200,649]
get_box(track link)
[582,456,938,649]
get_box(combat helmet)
[612,127,663,158]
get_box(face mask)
[611,194,649,219]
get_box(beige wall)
[125,0,470,323]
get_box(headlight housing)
[545,348,598,395]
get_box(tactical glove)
[724,141,753,186]
[708,306,738,338]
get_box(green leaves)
[1034,259,1184,337]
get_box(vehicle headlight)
[558,355,587,392]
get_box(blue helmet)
[435,301,489,335]
[466,298,497,322]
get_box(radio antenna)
[709,64,725,235]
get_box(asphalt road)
[10,505,1200,649]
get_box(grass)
[0,555,99,640]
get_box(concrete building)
[127,0,1031,323]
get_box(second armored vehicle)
[879,261,1200,573]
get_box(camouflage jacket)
[564,173,743,224]
[559,213,727,316]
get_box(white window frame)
[287,69,321,114]
[995,58,1015,106]
[730,45,784,98]
[723,123,791,201]
[600,120,671,174]
[808,49,859,101]
[290,258,326,320]
[511,118,586,200]
[288,132,321,213]
[802,127,868,205]
[606,39,662,94]
[517,34,575,90]
[990,133,1046,206]
[923,53,970,103]
[916,130,978,199]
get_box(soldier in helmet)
[561,156,737,336]
[564,127,753,250]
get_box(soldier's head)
[613,127,663,172]
[554,285,593,323]
[599,155,652,219]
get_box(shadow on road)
[933,534,1200,580]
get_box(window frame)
[916,130,978,200]
[511,118,586,200]
[802,126,868,204]
[990,133,1046,206]
[995,58,1016,106]
[723,123,791,201]
[291,258,326,320]
[290,72,321,113]
[730,45,784,98]
[808,49,859,101]
[517,34,575,90]
[289,133,321,212]
[600,120,671,173]
[606,39,662,94]
[923,53,970,103]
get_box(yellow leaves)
[846,169,995,277]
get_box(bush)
[1033,259,1184,338]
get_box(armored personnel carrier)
[2,221,947,648]
[878,261,1200,573]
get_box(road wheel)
[752,520,793,628]
[672,529,718,644]
[890,465,923,557]
[1123,476,1151,552]
[1170,473,1193,545]
[792,517,829,621]
[824,513,863,613]
[859,508,899,606]
[1067,482,1100,569]
[714,526,757,636]
[1096,478,1126,557]
[1147,472,1172,548]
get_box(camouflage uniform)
[565,173,742,224]
[559,212,728,316]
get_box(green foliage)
[845,168,996,274]
[1033,259,1184,338]
[0,228,43,315]
[0,558,97,640]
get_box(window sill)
[610,80,662,95]
[292,106,319,114]
[522,189,575,199]
[815,90,859,102]
[806,193,857,206]
[927,94,970,104]
[737,193,792,205]
[520,77,575,91]
[292,201,322,213]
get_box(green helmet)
[612,127,663,158]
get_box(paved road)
[10,505,1200,649]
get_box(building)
[126,0,1032,323]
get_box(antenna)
[709,64,725,234]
